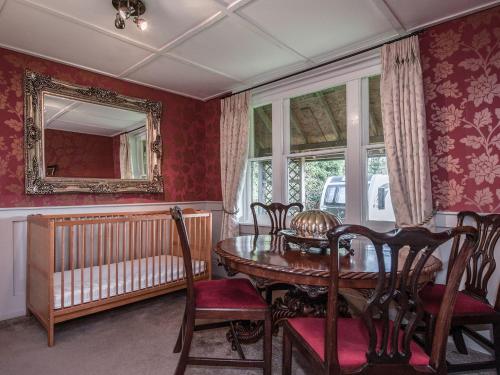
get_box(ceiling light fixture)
[112,0,147,31]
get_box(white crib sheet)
[53,255,205,309]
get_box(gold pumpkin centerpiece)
[290,209,342,239]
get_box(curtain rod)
[118,124,145,136]
[230,29,425,97]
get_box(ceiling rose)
[112,0,148,31]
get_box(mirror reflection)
[43,94,148,180]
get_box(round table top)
[214,234,443,289]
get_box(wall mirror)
[24,70,163,194]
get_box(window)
[364,75,395,223]
[288,154,346,219]
[289,85,347,153]
[241,59,395,229]
[244,104,273,216]
[128,129,148,179]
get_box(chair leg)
[264,311,272,375]
[494,322,500,374]
[282,325,292,375]
[451,326,468,355]
[174,315,195,375]
[425,314,435,354]
[173,314,185,353]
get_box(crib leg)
[48,323,54,347]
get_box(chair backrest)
[324,225,477,373]
[170,206,195,304]
[448,211,500,303]
[250,202,303,235]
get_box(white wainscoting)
[0,201,223,321]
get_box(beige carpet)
[0,292,495,375]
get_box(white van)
[319,174,395,222]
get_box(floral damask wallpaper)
[0,47,221,207]
[420,6,500,213]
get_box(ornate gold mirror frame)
[24,70,163,194]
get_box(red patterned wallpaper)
[45,129,116,179]
[420,6,500,213]
[0,47,221,207]
[202,98,222,201]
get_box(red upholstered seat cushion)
[420,284,495,316]
[288,317,429,369]
[194,278,267,309]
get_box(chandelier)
[112,0,148,31]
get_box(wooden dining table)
[214,234,443,345]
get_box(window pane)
[249,159,272,205]
[367,148,395,222]
[368,75,384,144]
[288,154,346,220]
[290,85,347,153]
[250,104,272,158]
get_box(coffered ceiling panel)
[0,0,498,100]
[127,55,240,99]
[0,0,151,75]
[239,0,396,59]
[169,16,304,81]
[25,0,222,49]
[384,0,497,29]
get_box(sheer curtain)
[120,134,133,179]
[380,36,433,227]
[220,92,250,240]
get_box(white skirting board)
[0,201,222,321]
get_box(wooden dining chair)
[282,224,477,375]
[251,201,304,304]
[250,202,304,235]
[420,211,500,373]
[170,207,272,375]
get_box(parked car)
[319,174,395,222]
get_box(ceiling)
[0,0,498,101]
[44,94,146,137]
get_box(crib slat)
[60,227,65,308]
[153,219,157,286]
[163,219,167,284]
[130,221,135,292]
[115,222,119,296]
[138,220,142,290]
[107,223,111,299]
[145,220,149,288]
[98,224,102,300]
[123,222,126,293]
[69,226,75,306]
[81,225,85,305]
[169,218,174,283]
[90,224,94,302]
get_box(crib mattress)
[53,255,205,309]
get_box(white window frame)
[240,54,395,231]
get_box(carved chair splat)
[282,224,477,375]
[421,211,500,373]
[250,202,304,304]
[170,207,272,375]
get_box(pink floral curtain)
[220,92,250,239]
[381,36,434,227]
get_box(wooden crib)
[27,209,212,346]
